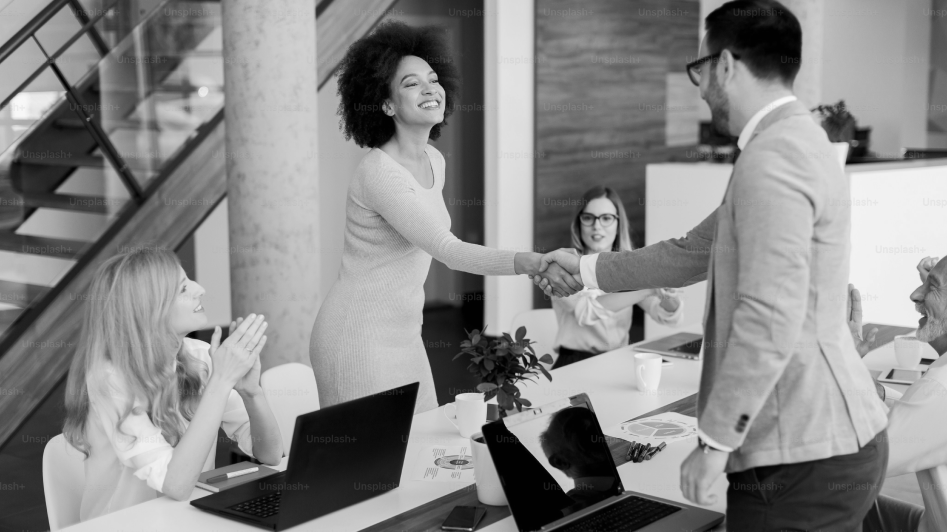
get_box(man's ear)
[719,49,737,85]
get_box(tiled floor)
[0,306,926,531]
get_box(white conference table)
[67,326,914,532]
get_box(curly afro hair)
[336,21,460,148]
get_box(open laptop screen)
[483,395,623,531]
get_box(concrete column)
[221,0,319,370]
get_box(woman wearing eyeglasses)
[550,186,684,368]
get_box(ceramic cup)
[444,392,489,438]
[635,352,663,392]
[894,335,923,369]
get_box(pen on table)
[207,466,259,484]
[625,442,638,462]
[625,441,638,461]
[646,442,667,460]
[639,443,652,463]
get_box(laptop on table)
[634,332,703,360]
[191,382,419,531]
[481,393,723,532]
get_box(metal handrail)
[0,0,122,64]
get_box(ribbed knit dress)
[310,144,517,413]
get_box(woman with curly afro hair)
[309,21,577,413]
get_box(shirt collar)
[736,95,798,150]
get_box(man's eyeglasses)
[685,51,740,87]
[578,213,618,227]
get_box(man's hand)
[919,256,940,284]
[847,283,877,358]
[539,248,582,275]
[532,262,583,298]
[680,445,728,506]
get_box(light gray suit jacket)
[595,100,887,472]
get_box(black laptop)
[191,382,419,530]
[482,393,723,532]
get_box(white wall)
[821,0,932,156]
[645,161,947,339]
[484,0,535,333]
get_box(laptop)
[634,332,703,360]
[191,382,419,530]
[482,393,723,532]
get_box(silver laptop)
[481,394,723,532]
[634,332,703,360]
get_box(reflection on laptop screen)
[486,399,623,531]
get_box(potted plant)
[454,326,553,415]
[812,100,867,163]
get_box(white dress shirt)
[883,354,947,532]
[552,289,683,354]
[578,95,798,453]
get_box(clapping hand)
[530,248,584,298]
[847,284,877,358]
[209,314,268,394]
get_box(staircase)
[0,0,398,448]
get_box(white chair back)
[509,309,559,370]
[43,434,86,531]
[260,362,320,456]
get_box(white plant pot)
[832,142,850,169]
[470,431,508,506]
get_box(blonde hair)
[63,247,206,457]
[569,186,634,253]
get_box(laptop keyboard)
[229,491,282,519]
[559,496,681,532]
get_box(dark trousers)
[552,346,598,369]
[726,429,888,532]
[861,494,923,532]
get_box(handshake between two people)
[529,248,586,298]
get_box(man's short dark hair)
[705,0,802,85]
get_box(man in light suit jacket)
[534,1,888,529]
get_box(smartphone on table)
[442,505,487,531]
[878,367,925,385]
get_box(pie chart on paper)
[618,414,697,443]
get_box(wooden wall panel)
[534,0,699,305]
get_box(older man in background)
[850,256,947,532]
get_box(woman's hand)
[208,314,267,390]
[656,288,681,313]
[514,252,544,276]
[229,317,267,396]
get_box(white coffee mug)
[635,352,663,392]
[444,393,489,438]
[470,432,508,505]
[894,335,923,369]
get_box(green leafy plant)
[454,326,553,414]
[812,100,857,143]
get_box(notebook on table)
[197,462,280,493]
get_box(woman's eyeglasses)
[578,213,618,227]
